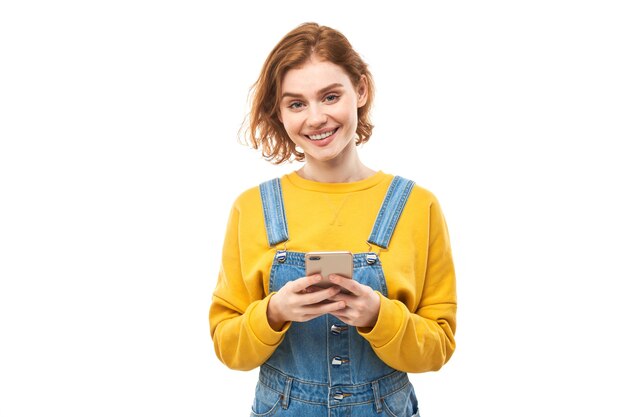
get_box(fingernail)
[316,274,322,281]
[329,274,336,281]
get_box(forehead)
[281,58,353,94]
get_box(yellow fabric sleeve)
[209,202,291,371]
[357,198,456,372]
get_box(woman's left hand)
[326,274,381,328]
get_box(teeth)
[308,129,337,141]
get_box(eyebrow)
[281,83,345,100]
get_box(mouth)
[306,128,339,141]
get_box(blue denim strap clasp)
[367,176,415,249]
[260,178,289,247]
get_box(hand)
[267,274,345,331]
[327,274,381,328]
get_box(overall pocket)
[250,381,282,417]
[381,382,420,417]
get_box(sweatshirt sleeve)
[358,196,457,373]
[209,201,290,371]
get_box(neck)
[298,146,376,183]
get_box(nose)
[306,103,328,128]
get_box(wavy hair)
[241,22,375,164]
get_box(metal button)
[331,324,348,335]
[332,356,349,366]
[366,252,378,265]
[275,250,287,263]
[333,392,352,401]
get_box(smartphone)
[305,251,353,292]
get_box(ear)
[356,75,368,108]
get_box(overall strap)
[367,176,415,249]
[259,178,289,247]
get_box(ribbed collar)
[284,170,388,193]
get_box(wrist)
[364,291,382,328]
[267,294,286,331]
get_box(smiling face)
[278,56,368,165]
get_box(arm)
[209,203,290,371]
[358,197,457,373]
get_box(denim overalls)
[252,176,419,417]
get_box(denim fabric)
[252,365,419,417]
[367,177,415,249]
[259,179,289,247]
[253,176,419,417]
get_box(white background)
[1,1,625,416]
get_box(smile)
[306,128,338,141]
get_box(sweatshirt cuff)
[357,292,406,348]
[248,293,291,346]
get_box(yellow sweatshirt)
[209,171,456,373]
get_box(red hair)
[242,22,375,164]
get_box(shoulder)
[387,175,451,226]
[230,183,263,214]
[230,176,285,213]
[410,182,439,206]
[387,174,439,207]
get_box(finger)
[303,300,346,317]
[291,274,322,293]
[327,292,355,303]
[328,274,362,296]
[301,286,341,305]
[304,285,329,294]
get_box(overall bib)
[252,176,419,417]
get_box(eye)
[324,94,339,103]
[288,101,304,110]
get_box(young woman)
[210,22,456,417]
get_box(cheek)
[281,114,302,134]
[335,103,358,125]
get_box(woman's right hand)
[267,274,345,331]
